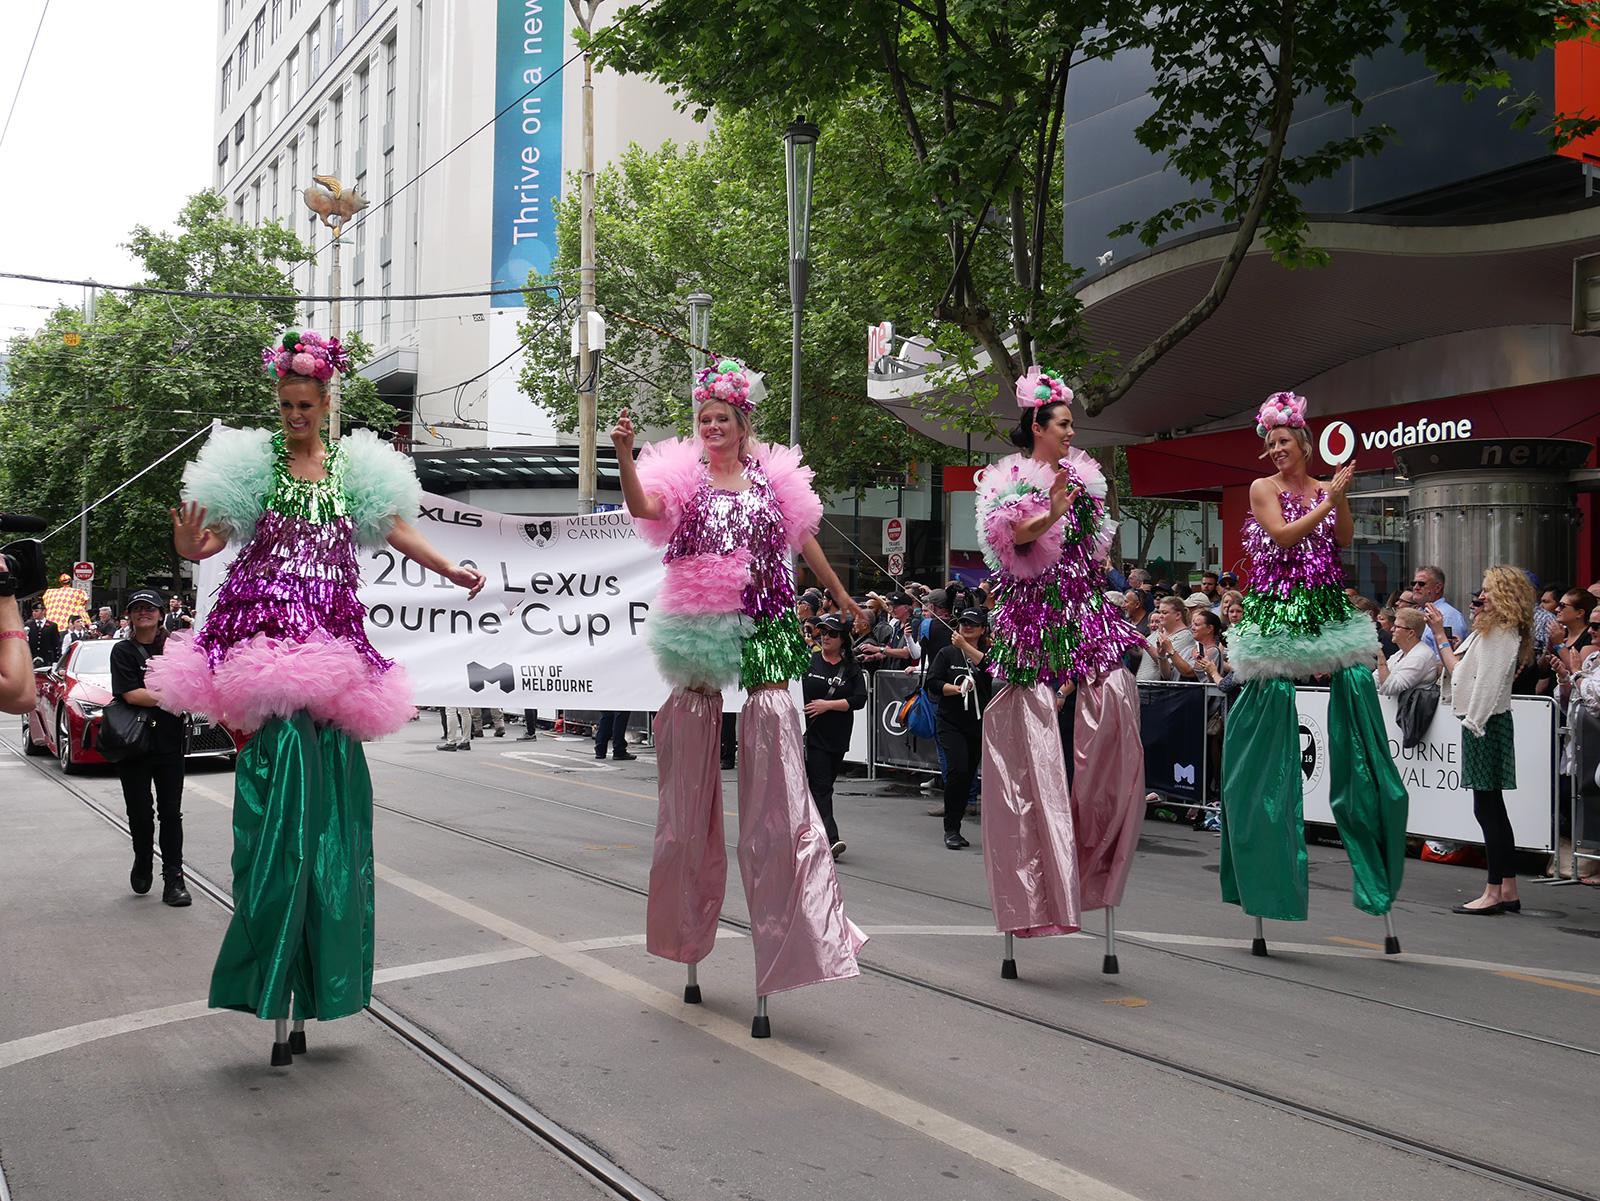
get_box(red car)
[21,639,244,774]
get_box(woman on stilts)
[975,366,1143,979]
[612,357,866,1039]
[1219,392,1409,955]
[150,330,485,1065]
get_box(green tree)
[516,107,955,495]
[1,192,393,591]
[593,0,1598,417]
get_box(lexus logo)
[467,661,515,693]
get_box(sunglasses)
[1590,622,1600,631]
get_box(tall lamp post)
[782,119,818,449]
[686,291,713,378]
[303,173,368,441]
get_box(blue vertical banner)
[491,0,566,308]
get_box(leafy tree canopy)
[1,192,393,591]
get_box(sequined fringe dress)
[632,438,865,995]
[147,427,420,1020]
[1218,490,1408,920]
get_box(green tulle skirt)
[209,710,375,1021]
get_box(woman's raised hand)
[1047,470,1081,520]
[445,563,487,600]
[1327,464,1355,501]
[170,502,211,561]
[609,408,636,455]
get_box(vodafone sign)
[1317,414,1475,466]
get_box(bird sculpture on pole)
[302,174,367,237]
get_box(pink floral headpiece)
[1015,365,1072,408]
[1255,391,1308,437]
[693,356,764,414]
[261,329,352,382]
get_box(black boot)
[130,861,154,895]
[162,877,192,907]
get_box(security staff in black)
[801,614,867,860]
[109,590,191,906]
[24,599,60,665]
[926,609,994,850]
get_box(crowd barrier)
[1560,705,1600,881]
[843,671,1560,853]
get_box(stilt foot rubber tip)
[1000,959,1018,980]
[750,1015,771,1039]
[1250,938,1269,958]
[683,985,702,1004]
[288,1031,307,1055]
[1102,955,1120,975]
[270,1042,293,1067]
[1384,936,1401,955]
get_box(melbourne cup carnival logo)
[1298,713,1326,790]
[520,520,555,549]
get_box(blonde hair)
[1393,608,1426,634]
[696,399,752,457]
[1258,425,1314,465]
[1475,565,1535,666]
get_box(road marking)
[501,750,616,773]
[1103,998,1149,1008]
[1495,971,1600,999]
[0,1001,217,1071]
[1328,936,1384,950]
[486,759,657,805]
[374,863,1140,1201]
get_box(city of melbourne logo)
[467,661,516,693]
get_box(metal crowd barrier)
[1545,703,1600,884]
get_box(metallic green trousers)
[1219,667,1408,921]
[209,711,375,1021]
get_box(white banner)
[1295,689,1556,851]
[198,492,680,710]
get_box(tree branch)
[1084,0,1300,417]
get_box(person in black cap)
[24,598,61,666]
[926,609,993,849]
[109,590,191,906]
[802,614,867,858]
[859,592,921,667]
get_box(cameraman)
[0,558,37,715]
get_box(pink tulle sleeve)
[754,441,823,550]
[981,490,1065,580]
[632,437,705,546]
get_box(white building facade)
[212,0,696,456]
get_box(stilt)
[288,1018,307,1055]
[1383,911,1401,956]
[270,1016,292,1066]
[1251,916,1269,957]
[1102,908,1120,975]
[1001,932,1018,979]
[683,963,702,1005]
[750,995,771,1039]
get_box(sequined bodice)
[1242,490,1343,597]
[662,458,795,621]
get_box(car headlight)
[76,702,103,718]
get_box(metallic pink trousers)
[981,682,1082,936]
[646,687,866,995]
[1070,670,1144,911]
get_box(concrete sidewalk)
[0,757,609,1201]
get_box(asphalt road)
[2,717,1596,1201]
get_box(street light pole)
[571,0,604,514]
[686,291,713,379]
[302,173,367,442]
[329,232,342,440]
[782,119,818,449]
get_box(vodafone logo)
[1318,421,1356,466]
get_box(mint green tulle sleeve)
[337,428,423,547]
[180,427,275,543]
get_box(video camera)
[0,512,48,601]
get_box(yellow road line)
[1328,936,1384,951]
[1496,971,1600,999]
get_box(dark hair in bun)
[1011,400,1070,451]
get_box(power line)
[0,0,50,156]
[0,270,559,305]
[311,46,585,257]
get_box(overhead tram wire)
[0,270,560,305]
[308,46,586,258]
[0,0,50,156]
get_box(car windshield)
[65,641,115,676]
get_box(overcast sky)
[0,1,217,339]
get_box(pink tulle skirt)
[147,630,415,742]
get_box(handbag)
[96,699,155,762]
[897,686,938,740]
[95,641,156,763]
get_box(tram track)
[345,785,1600,1201]
[2,743,668,1201]
[364,751,1600,1061]
[12,737,1597,1201]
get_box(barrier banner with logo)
[1137,682,1208,804]
[1294,689,1555,851]
[199,492,678,710]
[871,671,941,772]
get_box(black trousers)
[1473,789,1517,885]
[721,712,738,764]
[117,751,186,881]
[937,716,982,834]
[595,711,630,756]
[804,739,845,843]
